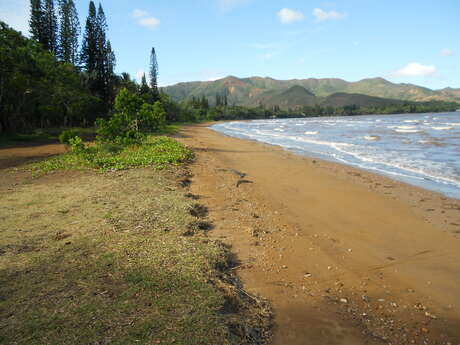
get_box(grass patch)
[0,167,271,345]
[29,135,194,175]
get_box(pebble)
[425,311,437,319]
[340,298,348,304]
[304,273,312,278]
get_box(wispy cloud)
[390,62,437,78]
[218,0,251,12]
[132,9,149,18]
[440,48,454,57]
[131,8,160,30]
[313,8,345,22]
[277,8,305,24]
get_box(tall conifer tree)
[95,4,107,92]
[30,0,44,43]
[42,0,58,53]
[105,40,116,106]
[80,1,97,74]
[58,0,80,64]
[149,47,159,101]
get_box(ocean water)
[211,112,460,199]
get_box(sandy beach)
[176,123,460,345]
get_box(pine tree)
[42,0,58,53]
[140,73,150,95]
[58,0,80,64]
[80,1,97,74]
[105,40,115,81]
[105,40,116,106]
[149,47,159,101]
[30,0,44,43]
[93,4,108,99]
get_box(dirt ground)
[176,124,460,345]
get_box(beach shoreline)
[176,123,460,345]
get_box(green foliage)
[0,21,100,133]
[31,135,193,175]
[139,101,166,131]
[114,87,143,115]
[97,89,166,143]
[58,128,78,145]
[149,47,159,102]
[57,0,80,64]
[68,136,85,152]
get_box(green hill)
[322,92,405,108]
[262,85,317,108]
[162,76,460,109]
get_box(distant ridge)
[162,76,460,109]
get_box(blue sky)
[1,0,459,89]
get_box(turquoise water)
[211,112,460,199]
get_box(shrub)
[68,136,85,153]
[139,101,166,132]
[96,88,167,144]
[59,129,78,145]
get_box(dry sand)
[176,124,460,345]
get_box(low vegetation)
[30,135,193,175]
[0,166,271,345]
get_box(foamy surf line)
[210,113,460,199]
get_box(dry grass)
[0,166,271,345]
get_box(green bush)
[139,101,166,131]
[68,136,85,153]
[96,88,167,144]
[59,129,78,145]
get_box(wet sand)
[176,124,460,345]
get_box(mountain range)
[162,76,460,109]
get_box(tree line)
[0,0,165,134]
[179,93,460,122]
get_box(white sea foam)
[395,129,422,133]
[211,112,460,198]
[364,135,380,141]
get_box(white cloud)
[131,9,160,30]
[440,48,454,56]
[313,8,345,22]
[218,0,250,11]
[132,9,149,18]
[138,17,160,29]
[0,0,30,34]
[277,8,305,24]
[391,62,437,77]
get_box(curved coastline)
[176,123,460,344]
